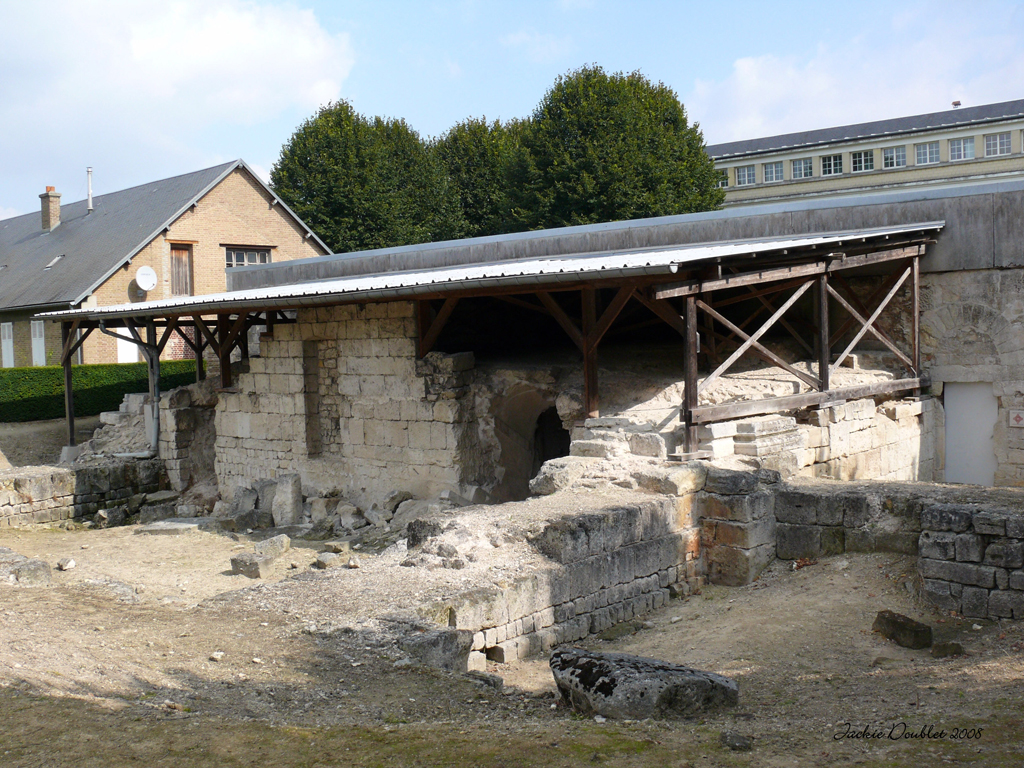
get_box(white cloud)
[0,206,21,222]
[501,30,574,64]
[0,1,352,202]
[687,5,1024,144]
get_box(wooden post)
[582,288,598,418]
[61,322,76,447]
[683,295,698,452]
[217,314,231,388]
[912,256,920,375]
[818,273,830,392]
[145,319,161,453]
[195,325,205,383]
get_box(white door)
[944,382,998,486]
[31,320,45,366]
[0,323,12,368]
[116,330,139,363]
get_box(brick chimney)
[40,186,61,232]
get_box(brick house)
[0,160,328,367]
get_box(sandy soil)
[2,518,1023,768]
[0,415,102,467]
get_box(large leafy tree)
[271,101,464,253]
[511,65,723,230]
[431,118,523,238]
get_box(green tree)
[511,65,723,230]
[271,100,464,253]
[431,118,523,238]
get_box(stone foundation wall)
[0,459,163,527]
[214,302,479,507]
[420,488,705,666]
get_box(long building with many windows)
[707,99,1024,205]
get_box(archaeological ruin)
[3,176,1023,667]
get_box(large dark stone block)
[872,610,932,649]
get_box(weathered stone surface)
[272,474,303,527]
[332,503,367,534]
[138,502,177,524]
[703,468,758,496]
[315,552,341,569]
[363,506,393,527]
[407,518,444,548]
[628,432,667,458]
[530,457,594,497]
[973,511,1007,536]
[954,533,985,563]
[988,590,1024,619]
[776,523,821,560]
[308,497,340,524]
[57,558,76,571]
[707,543,774,586]
[230,552,274,579]
[699,489,773,523]
[961,586,989,618]
[872,610,932,649]
[921,579,960,612]
[774,489,820,525]
[920,504,974,533]
[397,627,473,673]
[919,559,996,588]
[634,464,707,496]
[134,518,219,536]
[254,534,291,558]
[984,540,1024,569]
[720,731,753,751]
[919,531,957,560]
[549,648,738,719]
[383,490,414,513]
[14,559,51,586]
[930,641,964,658]
[253,479,278,528]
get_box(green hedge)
[0,360,197,423]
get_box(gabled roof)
[0,160,328,312]
[707,99,1024,160]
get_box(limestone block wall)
[921,268,1024,486]
[0,459,163,527]
[420,491,704,666]
[213,302,479,507]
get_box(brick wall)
[0,310,65,368]
[79,167,327,365]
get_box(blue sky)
[2,0,1023,218]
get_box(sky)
[2,0,1023,219]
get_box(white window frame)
[31,320,45,366]
[225,247,272,270]
[821,154,843,176]
[948,137,975,161]
[851,150,874,172]
[716,170,728,189]
[735,165,756,186]
[915,141,940,165]
[1,323,13,369]
[882,146,906,168]
[792,158,813,179]
[762,161,783,183]
[985,132,1011,157]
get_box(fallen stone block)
[363,506,393,527]
[231,553,274,579]
[323,541,351,554]
[407,518,444,548]
[57,558,76,571]
[930,641,964,658]
[315,552,341,569]
[529,456,596,496]
[145,490,181,505]
[871,610,932,649]
[138,502,178,524]
[134,518,219,536]
[549,648,738,719]
[13,559,51,586]
[254,534,291,558]
[397,627,473,673]
[272,474,303,527]
[383,490,414,513]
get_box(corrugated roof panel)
[39,222,942,322]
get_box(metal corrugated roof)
[0,160,329,312]
[39,222,943,322]
[706,99,1024,159]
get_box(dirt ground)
[0,416,102,467]
[3,518,1024,768]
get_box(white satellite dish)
[136,266,158,292]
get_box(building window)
[31,320,45,366]
[226,248,272,269]
[716,170,728,188]
[985,132,1011,156]
[763,161,784,182]
[735,165,756,186]
[792,158,813,179]
[883,146,907,168]
[821,154,843,176]
[915,141,940,165]
[851,150,874,172]
[949,137,975,161]
[0,323,12,368]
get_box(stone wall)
[0,459,163,527]
[921,268,1024,486]
[213,302,480,507]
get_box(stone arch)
[921,301,1021,368]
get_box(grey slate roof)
[706,99,1024,160]
[0,160,327,312]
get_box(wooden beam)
[418,297,459,358]
[217,314,232,389]
[494,295,550,315]
[710,276,815,308]
[581,288,599,417]
[690,376,928,423]
[192,315,221,357]
[223,313,251,354]
[654,244,923,300]
[698,300,820,390]
[696,280,813,396]
[829,266,912,375]
[59,320,82,365]
[61,323,76,447]
[588,285,634,351]
[635,293,686,337]
[156,317,180,354]
[818,274,830,391]
[536,292,584,352]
